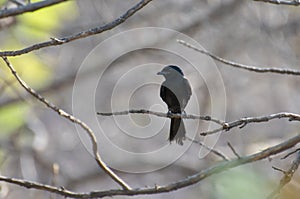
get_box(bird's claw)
[167,111,172,117]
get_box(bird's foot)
[167,111,172,118]
[181,110,187,117]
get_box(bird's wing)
[182,78,192,109]
[184,78,192,98]
[160,83,167,102]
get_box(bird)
[157,65,192,145]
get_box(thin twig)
[267,151,300,199]
[201,112,300,136]
[272,166,286,174]
[227,142,241,158]
[1,133,300,198]
[9,0,27,6]
[1,57,131,190]
[0,0,68,19]
[0,0,153,57]
[186,136,229,161]
[281,148,300,159]
[177,40,300,76]
[97,109,226,126]
[254,0,300,6]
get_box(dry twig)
[177,39,300,76]
[267,151,300,199]
[1,133,300,198]
[0,0,68,19]
[281,148,300,159]
[254,0,300,6]
[227,142,241,158]
[97,109,226,126]
[1,57,131,190]
[201,112,300,136]
[0,0,153,57]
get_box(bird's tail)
[169,117,186,145]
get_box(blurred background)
[0,0,300,198]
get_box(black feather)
[168,65,184,76]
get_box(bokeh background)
[0,0,300,198]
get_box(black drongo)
[157,65,192,145]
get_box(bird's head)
[157,65,184,78]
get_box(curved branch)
[201,112,300,136]
[1,57,131,190]
[177,40,300,76]
[0,0,68,19]
[0,0,153,57]
[97,109,225,126]
[1,133,300,198]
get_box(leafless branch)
[267,151,300,199]
[1,133,300,198]
[177,39,300,76]
[254,0,300,6]
[1,1,299,197]
[281,148,300,159]
[0,0,153,57]
[98,111,229,160]
[227,142,241,158]
[185,136,229,161]
[1,57,131,190]
[0,0,68,19]
[201,112,300,136]
[272,166,286,174]
[9,0,27,7]
[97,109,226,126]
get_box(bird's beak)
[157,71,164,75]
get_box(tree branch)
[98,111,230,161]
[266,151,300,199]
[201,112,300,136]
[253,0,300,6]
[0,0,68,19]
[0,0,153,57]
[9,0,27,7]
[177,39,300,76]
[1,57,131,190]
[1,133,300,198]
[97,109,226,126]
[227,142,241,159]
[281,148,300,159]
